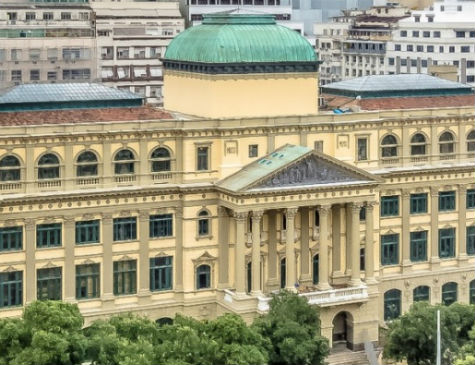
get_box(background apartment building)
[0,0,96,89]
[91,0,184,104]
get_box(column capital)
[217,206,228,217]
[233,211,248,222]
[252,210,264,221]
[458,184,467,194]
[318,204,332,216]
[350,202,363,213]
[138,210,150,222]
[102,213,113,224]
[285,207,298,219]
[430,186,439,197]
[175,206,184,219]
[401,189,411,199]
[63,216,76,228]
[24,218,35,231]
[365,201,377,211]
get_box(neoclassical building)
[0,13,474,352]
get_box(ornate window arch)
[413,285,430,302]
[193,251,216,290]
[113,149,136,175]
[150,146,172,172]
[466,130,475,152]
[76,150,99,177]
[439,131,455,155]
[441,282,457,305]
[37,153,60,180]
[197,209,211,237]
[384,289,401,320]
[0,155,21,181]
[380,134,399,158]
[410,133,427,156]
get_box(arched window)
[198,210,209,236]
[151,147,171,172]
[156,317,173,326]
[381,134,398,157]
[114,149,135,175]
[467,130,475,152]
[280,258,286,289]
[0,155,21,181]
[410,133,427,156]
[76,151,98,177]
[413,285,430,302]
[38,153,60,179]
[384,289,401,321]
[313,254,319,285]
[196,264,210,289]
[441,282,457,305]
[439,131,455,154]
[470,280,475,305]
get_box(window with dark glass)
[114,260,136,295]
[197,146,209,171]
[248,144,258,158]
[0,226,22,251]
[467,189,475,209]
[470,280,475,305]
[0,155,21,181]
[247,261,251,293]
[467,226,475,255]
[413,285,430,302]
[150,147,171,172]
[198,211,209,236]
[410,193,427,214]
[37,267,61,301]
[114,149,135,175]
[0,271,22,308]
[439,228,455,258]
[37,223,61,248]
[381,233,399,265]
[357,137,368,161]
[76,151,98,177]
[439,191,456,211]
[312,254,319,285]
[150,214,173,238]
[75,220,100,244]
[280,258,286,289]
[113,217,137,241]
[360,248,365,271]
[439,131,454,154]
[359,207,366,221]
[467,130,475,152]
[441,282,457,305]
[381,196,399,216]
[38,153,60,179]
[410,231,427,262]
[384,289,401,320]
[150,256,172,291]
[381,135,398,157]
[410,133,426,155]
[76,264,99,299]
[196,264,210,289]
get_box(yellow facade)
[163,70,319,118]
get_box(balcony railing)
[76,177,100,186]
[37,179,61,189]
[115,175,136,183]
[0,182,22,191]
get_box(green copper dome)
[164,14,317,65]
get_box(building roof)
[164,14,316,64]
[322,74,473,98]
[0,83,143,112]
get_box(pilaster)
[234,211,247,295]
[317,205,331,290]
[349,203,363,286]
[251,210,263,295]
[64,216,76,302]
[266,211,279,291]
[138,210,151,301]
[217,206,230,289]
[101,213,114,303]
[285,207,298,291]
[299,207,311,285]
[364,202,377,284]
[401,190,412,270]
[24,218,36,304]
[458,185,468,265]
[430,187,440,269]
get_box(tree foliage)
[383,301,475,365]
[252,290,329,365]
[455,325,475,365]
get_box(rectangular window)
[381,196,399,217]
[47,71,57,81]
[470,31,475,38]
[43,12,53,20]
[439,191,456,211]
[62,69,90,80]
[412,31,419,37]
[449,46,455,53]
[467,226,475,255]
[381,233,399,265]
[388,58,395,66]
[11,70,21,82]
[11,49,21,61]
[29,49,41,61]
[410,231,427,262]
[76,264,99,300]
[401,59,407,66]
[357,137,368,161]
[101,47,113,60]
[314,140,323,153]
[249,144,258,158]
[117,47,130,59]
[150,256,173,291]
[61,12,71,20]
[0,271,22,308]
[423,31,430,38]
[439,46,444,53]
[113,217,137,241]
[461,46,470,53]
[467,189,475,208]
[150,214,173,238]
[439,228,455,258]
[75,220,100,244]
[434,31,441,37]
[456,31,465,38]
[36,223,61,248]
[400,30,407,37]
[410,193,427,214]
[37,267,61,301]
[407,45,413,52]
[0,226,22,251]
[113,260,137,295]
[197,146,209,171]
[26,12,36,21]
[395,44,401,51]
[427,45,434,52]
[47,48,58,60]
[30,70,40,81]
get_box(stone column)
[285,207,298,290]
[25,146,34,193]
[458,185,467,263]
[266,210,279,290]
[430,125,438,164]
[64,142,74,190]
[430,187,440,268]
[332,205,343,278]
[102,213,114,301]
[251,210,263,295]
[317,205,331,290]
[349,203,363,286]
[139,137,149,185]
[24,218,36,304]
[138,210,150,298]
[234,212,247,295]
[401,190,411,269]
[364,202,377,283]
[175,206,184,292]
[64,217,76,302]
[175,136,184,184]
[217,207,230,289]
[300,207,311,285]
[103,140,112,187]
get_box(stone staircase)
[326,346,370,365]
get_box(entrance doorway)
[332,311,354,350]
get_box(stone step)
[326,350,370,365]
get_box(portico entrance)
[332,311,354,350]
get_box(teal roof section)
[217,145,312,192]
[164,14,317,64]
[322,74,473,98]
[0,83,143,112]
